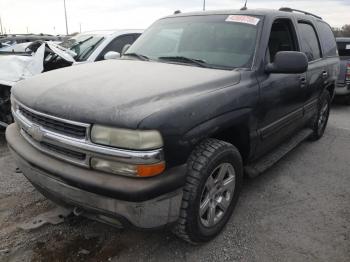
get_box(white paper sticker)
[225,15,260,26]
[346,44,350,50]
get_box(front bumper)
[335,83,350,96]
[6,124,186,229]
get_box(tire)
[310,91,331,141]
[173,138,243,244]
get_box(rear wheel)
[173,139,243,244]
[310,91,331,141]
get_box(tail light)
[346,63,350,84]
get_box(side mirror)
[266,51,308,74]
[104,51,120,60]
[121,44,131,56]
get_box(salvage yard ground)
[0,104,349,262]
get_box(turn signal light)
[137,162,166,177]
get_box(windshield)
[126,14,260,69]
[337,41,350,57]
[59,34,104,61]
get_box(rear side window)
[317,21,337,57]
[337,41,350,57]
[298,22,322,61]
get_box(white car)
[59,29,143,63]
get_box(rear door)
[316,21,340,94]
[296,21,327,119]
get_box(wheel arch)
[182,108,253,164]
[326,81,335,100]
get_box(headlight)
[91,125,163,150]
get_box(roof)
[166,8,324,22]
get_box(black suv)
[6,8,339,243]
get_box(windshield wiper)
[158,56,209,68]
[123,52,149,61]
[69,36,93,49]
[76,37,104,61]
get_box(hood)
[12,59,241,128]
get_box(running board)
[245,128,313,178]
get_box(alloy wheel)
[199,163,236,227]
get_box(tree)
[332,25,350,37]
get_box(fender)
[180,107,259,161]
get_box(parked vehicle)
[335,37,350,103]
[0,30,142,128]
[0,34,64,50]
[6,8,339,243]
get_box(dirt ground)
[0,103,349,262]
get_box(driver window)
[97,34,138,61]
[267,19,298,62]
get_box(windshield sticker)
[225,15,260,26]
[346,44,350,50]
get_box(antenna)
[241,0,248,11]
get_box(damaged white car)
[0,30,142,128]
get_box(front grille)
[40,142,86,161]
[19,106,87,139]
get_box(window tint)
[317,21,337,57]
[98,34,138,60]
[298,22,321,61]
[268,19,297,62]
[337,41,350,57]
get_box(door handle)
[322,71,328,78]
[299,76,307,88]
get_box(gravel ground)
[0,103,349,262]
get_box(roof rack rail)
[279,7,322,20]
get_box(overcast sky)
[0,0,349,35]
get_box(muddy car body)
[7,8,339,243]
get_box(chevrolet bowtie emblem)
[28,125,44,142]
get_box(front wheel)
[173,139,243,244]
[310,91,331,141]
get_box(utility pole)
[0,16,3,35]
[63,0,69,35]
[203,0,206,11]
[79,23,81,33]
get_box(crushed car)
[0,30,142,128]
[0,34,65,50]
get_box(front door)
[255,18,306,157]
